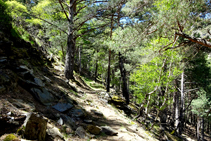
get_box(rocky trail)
[67,86,158,141]
[0,59,157,141]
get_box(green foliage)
[31,0,52,19]
[25,19,42,26]
[5,0,27,18]
[191,89,210,116]
[130,38,182,104]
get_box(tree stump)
[24,113,47,141]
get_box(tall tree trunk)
[179,70,184,135]
[95,60,98,82]
[174,80,179,132]
[201,117,204,141]
[119,52,129,104]
[207,120,210,135]
[64,0,75,80]
[65,30,75,79]
[197,116,201,141]
[106,14,114,92]
[106,49,111,92]
[78,46,81,75]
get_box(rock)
[3,134,19,141]
[60,114,77,130]
[47,123,64,139]
[52,102,73,112]
[91,109,103,116]
[0,56,7,63]
[83,119,92,124]
[9,99,35,112]
[87,125,101,135]
[68,108,85,118]
[54,65,64,72]
[105,93,110,99]
[101,126,118,136]
[24,113,47,141]
[43,76,51,83]
[34,77,45,87]
[18,65,33,74]
[57,118,63,125]
[66,127,73,134]
[130,124,138,131]
[75,126,89,139]
[30,88,55,106]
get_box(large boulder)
[68,108,85,118]
[30,88,55,106]
[24,113,47,141]
[52,102,73,112]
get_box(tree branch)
[18,10,68,34]
[175,32,211,48]
[58,0,70,22]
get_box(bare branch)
[177,19,184,32]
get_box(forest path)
[68,86,158,141]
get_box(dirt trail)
[69,88,158,141]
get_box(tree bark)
[179,70,184,135]
[197,116,201,141]
[95,59,98,82]
[106,49,111,92]
[174,80,179,132]
[201,117,204,141]
[78,46,81,75]
[64,0,75,80]
[207,120,210,135]
[119,52,129,104]
[65,29,75,79]
[106,14,114,92]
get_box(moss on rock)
[3,134,18,141]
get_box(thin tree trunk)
[175,79,179,132]
[119,52,129,104]
[197,116,201,141]
[60,31,65,62]
[106,49,111,92]
[78,46,81,75]
[179,70,184,135]
[106,14,113,92]
[208,120,209,134]
[201,117,204,141]
[95,59,98,82]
